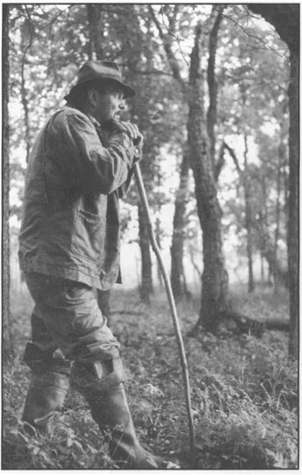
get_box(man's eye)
[113,91,123,99]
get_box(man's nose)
[119,99,125,110]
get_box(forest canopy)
[7,4,295,336]
[8,3,290,285]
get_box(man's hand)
[120,121,144,148]
[103,119,144,162]
[105,119,144,147]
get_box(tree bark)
[287,51,299,359]
[260,175,269,283]
[138,202,153,303]
[207,6,224,168]
[243,135,255,293]
[247,4,299,359]
[170,152,190,299]
[220,311,289,337]
[86,4,104,60]
[155,217,163,287]
[188,25,230,332]
[254,210,288,288]
[273,142,283,292]
[20,52,31,162]
[3,4,14,362]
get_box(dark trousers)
[23,272,120,374]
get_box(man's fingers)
[120,121,143,145]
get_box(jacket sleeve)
[99,124,142,199]
[58,110,136,195]
[117,145,143,198]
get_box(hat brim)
[64,77,135,102]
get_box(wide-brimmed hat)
[64,60,135,101]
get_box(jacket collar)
[87,114,101,130]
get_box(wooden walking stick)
[134,162,195,456]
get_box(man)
[19,60,171,469]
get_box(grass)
[2,283,298,469]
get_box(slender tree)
[243,134,255,293]
[207,6,224,168]
[151,6,232,330]
[188,24,230,331]
[148,5,190,299]
[170,152,190,299]
[223,140,255,293]
[3,4,14,362]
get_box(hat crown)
[77,60,122,85]
[64,59,135,101]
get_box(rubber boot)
[71,359,174,469]
[22,372,70,437]
[95,382,171,468]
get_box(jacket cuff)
[108,132,136,164]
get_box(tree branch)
[214,142,225,182]
[128,68,173,78]
[248,4,299,56]
[223,141,243,177]
[149,5,184,85]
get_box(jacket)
[19,106,136,290]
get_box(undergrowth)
[2,284,298,469]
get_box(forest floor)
[2,283,298,470]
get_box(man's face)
[93,86,125,125]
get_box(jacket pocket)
[71,208,105,263]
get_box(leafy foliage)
[3,286,297,469]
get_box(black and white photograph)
[2,3,299,470]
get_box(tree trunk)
[86,4,104,60]
[259,177,271,284]
[150,5,189,301]
[138,202,153,303]
[243,135,255,293]
[21,54,31,162]
[260,252,265,282]
[155,217,163,287]
[3,5,14,362]
[188,25,230,332]
[287,51,299,359]
[248,4,299,358]
[207,6,224,168]
[273,144,283,292]
[224,141,255,292]
[254,210,288,289]
[170,151,190,299]
[86,4,113,316]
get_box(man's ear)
[87,89,98,107]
